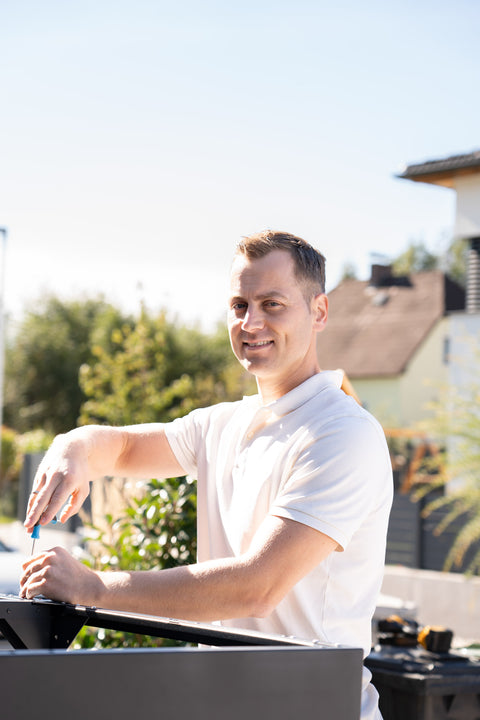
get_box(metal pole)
[0,227,7,486]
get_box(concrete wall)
[381,565,480,645]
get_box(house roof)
[317,269,465,379]
[396,149,480,188]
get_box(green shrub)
[74,475,197,649]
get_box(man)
[21,231,392,719]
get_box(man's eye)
[232,302,247,311]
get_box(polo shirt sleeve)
[270,413,392,551]
[164,407,208,477]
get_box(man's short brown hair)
[235,230,326,298]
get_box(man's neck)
[256,367,322,404]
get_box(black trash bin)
[365,645,480,720]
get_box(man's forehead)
[230,249,295,282]
[229,252,301,302]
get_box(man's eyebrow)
[229,290,289,302]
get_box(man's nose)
[241,306,264,331]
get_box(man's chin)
[240,358,273,376]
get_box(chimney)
[369,264,393,287]
[466,238,480,313]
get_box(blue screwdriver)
[30,516,58,555]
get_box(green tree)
[392,236,468,285]
[442,237,469,287]
[339,261,358,282]
[79,308,254,426]
[392,241,439,276]
[4,296,134,434]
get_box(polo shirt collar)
[245,370,344,419]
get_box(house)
[317,265,465,428]
[397,149,480,396]
[318,148,480,430]
[396,149,480,256]
[320,149,480,574]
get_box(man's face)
[228,249,328,401]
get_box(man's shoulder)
[301,386,388,448]
[188,394,258,424]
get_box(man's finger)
[25,472,71,529]
[60,489,87,523]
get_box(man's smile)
[243,340,274,348]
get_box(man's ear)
[312,293,328,331]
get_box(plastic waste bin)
[365,645,480,720]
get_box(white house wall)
[399,317,450,425]
[353,318,450,429]
[353,375,402,428]
[448,312,480,390]
[454,174,480,238]
[443,312,480,492]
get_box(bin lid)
[365,646,480,676]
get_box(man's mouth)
[243,340,273,348]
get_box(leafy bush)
[0,427,21,518]
[74,475,197,649]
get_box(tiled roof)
[397,150,480,186]
[317,270,465,378]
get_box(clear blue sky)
[1,0,478,330]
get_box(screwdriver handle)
[30,516,58,539]
[30,517,58,555]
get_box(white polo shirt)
[165,370,392,646]
[165,371,393,716]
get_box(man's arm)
[20,515,337,621]
[24,424,186,532]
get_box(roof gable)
[397,149,480,188]
[317,270,465,378]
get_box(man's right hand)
[24,431,91,532]
[23,422,186,533]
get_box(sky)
[1,0,479,332]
